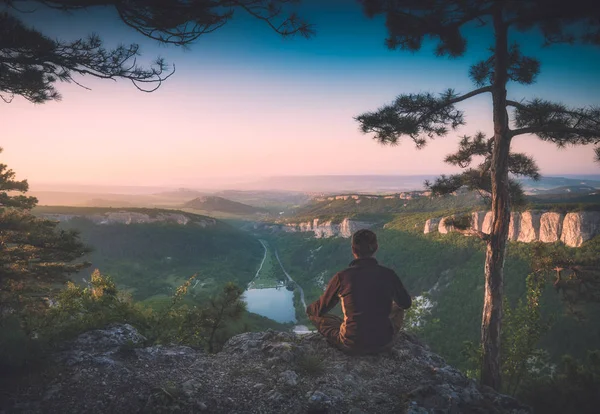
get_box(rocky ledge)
[6,324,529,414]
[425,210,600,247]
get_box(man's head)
[351,229,378,258]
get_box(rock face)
[507,212,521,241]
[517,211,543,243]
[7,324,530,414]
[539,212,564,243]
[424,218,441,234]
[425,210,600,248]
[283,218,374,239]
[561,211,600,247]
[482,212,493,235]
[438,216,455,234]
[471,211,487,233]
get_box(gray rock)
[11,324,531,414]
[279,370,298,386]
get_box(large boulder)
[5,324,530,414]
[424,218,441,234]
[560,211,600,247]
[539,212,564,243]
[517,211,543,243]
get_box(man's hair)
[351,229,378,258]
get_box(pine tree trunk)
[481,6,511,391]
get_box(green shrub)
[296,353,325,376]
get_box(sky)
[2,1,600,189]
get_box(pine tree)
[356,0,600,389]
[0,147,90,312]
[1,0,313,103]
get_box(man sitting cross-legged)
[306,229,412,355]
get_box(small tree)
[1,0,313,103]
[356,0,600,389]
[198,282,246,352]
[0,147,90,314]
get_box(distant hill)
[183,196,267,215]
[85,198,135,208]
[519,176,600,192]
[289,190,485,220]
[531,185,599,195]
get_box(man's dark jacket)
[306,257,412,351]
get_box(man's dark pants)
[307,304,405,354]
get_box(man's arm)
[306,274,341,318]
[392,271,412,309]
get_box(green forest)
[58,217,262,303]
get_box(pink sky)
[2,5,599,188]
[3,74,596,189]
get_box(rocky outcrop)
[426,210,600,247]
[438,216,455,234]
[7,324,530,413]
[561,211,600,247]
[539,212,564,243]
[283,218,374,239]
[424,218,441,234]
[517,211,543,243]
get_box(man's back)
[338,257,411,349]
[306,256,412,354]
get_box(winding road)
[248,239,269,286]
[274,250,308,311]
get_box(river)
[243,239,310,332]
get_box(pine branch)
[9,0,314,45]
[356,86,491,147]
[509,99,600,145]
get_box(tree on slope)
[0,147,89,314]
[1,0,312,103]
[356,0,600,389]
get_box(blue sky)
[3,1,599,187]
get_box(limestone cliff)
[5,324,530,413]
[539,212,564,243]
[425,210,600,247]
[42,211,216,227]
[517,211,542,243]
[560,211,600,247]
[281,218,374,239]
